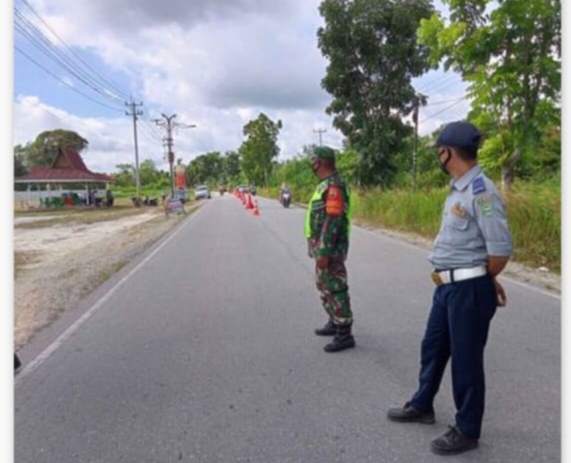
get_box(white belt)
[431,266,487,286]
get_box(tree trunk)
[501,147,521,192]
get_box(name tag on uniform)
[450,203,467,217]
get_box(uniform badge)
[478,195,494,217]
[472,177,486,195]
[450,203,467,217]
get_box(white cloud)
[15,0,470,173]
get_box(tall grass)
[354,183,560,273]
[265,181,560,273]
[504,182,560,272]
[351,187,447,237]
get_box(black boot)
[323,324,355,352]
[314,320,336,336]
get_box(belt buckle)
[431,271,444,286]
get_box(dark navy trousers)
[410,274,497,438]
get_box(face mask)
[311,160,321,176]
[438,148,452,175]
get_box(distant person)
[105,189,114,207]
[386,121,513,455]
[279,183,291,207]
[163,193,171,218]
[305,146,354,352]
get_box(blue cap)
[433,121,481,149]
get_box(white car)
[194,185,211,200]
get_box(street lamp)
[154,114,197,198]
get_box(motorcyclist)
[280,183,291,206]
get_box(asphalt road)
[15,195,560,463]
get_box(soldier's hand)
[316,256,329,270]
[493,279,507,307]
[307,240,314,258]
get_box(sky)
[3,1,569,458]
[11,0,470,174]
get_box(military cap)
[432,121,482,150]
[312,145,336,160]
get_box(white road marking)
[15,211,202,386]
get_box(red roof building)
[15,147,113,184]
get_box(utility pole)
[313,128,327,146]
[153,114,196,197]
[125,99,144,200]
[412,104,419,190]
[411,93,426,191]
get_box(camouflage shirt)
[307,172,350,258]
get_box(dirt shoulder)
[14,206,196,350]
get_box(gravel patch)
[14,209,191,349]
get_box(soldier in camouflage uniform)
[305,146,355,352]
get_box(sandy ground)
[14,205,560,351]
[14,209,187,349]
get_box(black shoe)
[387,402,435,424]
[14,353,22,374]
[323,334,355,352]
[323,324,355,352]
[315,320,336,336]
[430,426,479,455]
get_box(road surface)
[15,195,560,463]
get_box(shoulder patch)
[472,177,486,195]
[325,185,343,216]
[477,194,494,217]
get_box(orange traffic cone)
[245,193,254,210]
[252,200,260,216]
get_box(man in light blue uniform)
[387,121,513,455]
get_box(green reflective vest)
[304,179,352,239]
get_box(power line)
[18,0,131,101]
[419,97,467,124]
[140,113,165,140]
[138,120,164,144]
[414,71,446,92]
[417,72,459,94]
[424,75,467,98]
[138,123,164,146]
[424,96,468,107]
[14,11,124,104]
[14,45,124,113]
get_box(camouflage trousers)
[315,256,352,325]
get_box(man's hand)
[493,279,507,307]
[316,256,329,270]
[307,240,314,258]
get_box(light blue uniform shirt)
[429,165,513,270]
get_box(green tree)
[114,163,135,188]
[418,0,561,190]
[317,0,435,186]
[14,144,29,177]
[26,129,89,167]
[239,113,282,186]
[185,151,225,187]
[223,151,242,185]
[139,159,160,186]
